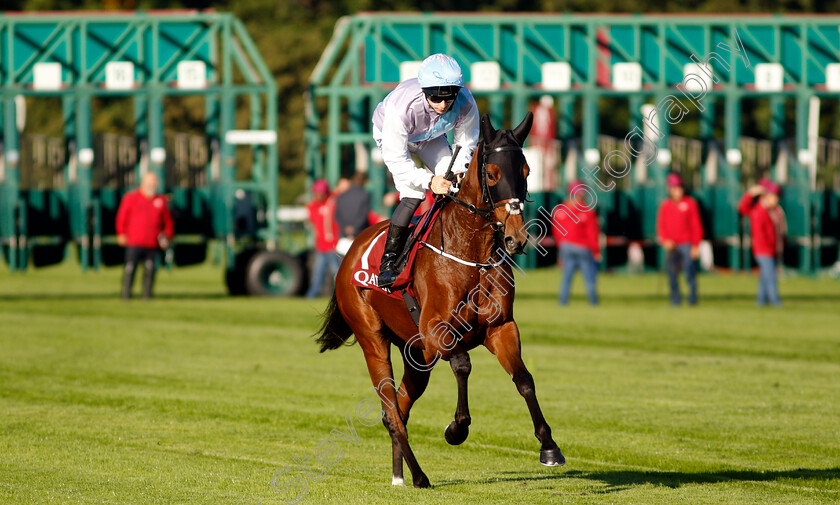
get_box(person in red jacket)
[657,173,704,305]
[116,172,174,299]
[305,179,340,298]
[553,180,601,305]
[738,179,785,306]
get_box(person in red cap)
[552,181,601,305]
[305,179,340,298]
[657,173,704,305]
[738,179,785,306]
[116,171,174,299]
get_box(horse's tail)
[315,291,355,352]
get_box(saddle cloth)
[350,209,440,300]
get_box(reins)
[420,139,528,268]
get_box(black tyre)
[245,250,305,297]
[225,249,257,296]
[296,249,313,296]
[173,243,208,267]
[31,243,68,267]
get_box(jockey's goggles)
[423,86,460,104]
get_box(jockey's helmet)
[418,54,463,101]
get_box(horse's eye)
[487,172,496,181]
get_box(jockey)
[372,54,479,288]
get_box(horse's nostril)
[505,236,516,248]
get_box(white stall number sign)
[105,61,135,90]
[755,63,784,92]
[682,63,712,92]
[33,62,63,90]
[399,61,422,82]
[825,63,840,92]
[541,62,571,91]
[177,61,207,89]
[470,62,501,91]
[612,62,642,91]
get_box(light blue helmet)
[417,54,464,89]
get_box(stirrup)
[376,224,409,288]
[377,268,399,288]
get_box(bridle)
[417,139,529,269]
[444,140,529,231]
[416,114,534,268]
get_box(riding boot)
[122,262,137,300]
[377,224,409,288]
[142,259,156,299]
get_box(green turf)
[1,261,839,504]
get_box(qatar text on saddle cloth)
[350,209,440,300]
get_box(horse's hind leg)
[360,338,431,488]
[444,349,471,445]
[485,321,565,467]
[390,343,432,486]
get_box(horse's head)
[460,112,533,255]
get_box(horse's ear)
[480,113,496,143]
[512,111,534,146]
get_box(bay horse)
[316,112,564,488]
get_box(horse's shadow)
[514,292,840,303]
[435,467,840,493]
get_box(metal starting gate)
[307,13,840,274]
[0,11,305,295]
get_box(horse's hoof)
[413,474,431,488]
[444,421,469,445]
[540,448,565,467]
[391,476,405,486]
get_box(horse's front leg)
[444,349,472,445]
[390,343,432,486]
[485,321,564,466]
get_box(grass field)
[1,261,839,505]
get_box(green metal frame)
[0,10,277,273]
[307,13,840,274]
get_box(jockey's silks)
[371,78,479,197]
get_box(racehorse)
[315,112,564,488]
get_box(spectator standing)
[738,180,785,306]
[552,181,601,306]
[657,173,704,306]
[759,178,788,257]
[305,179,340,299]
[335,172,372,240]
[334,177,351,196]
[116,172,174,299]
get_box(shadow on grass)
[0,292,229,301]
[514,292,840,302]
[435,467,840,492]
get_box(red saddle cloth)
[350,209,440,300]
